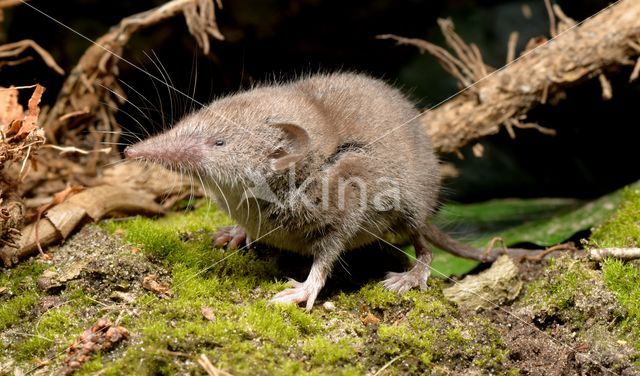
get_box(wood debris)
[0,85,46,260]
[380,0,640,155]
[443,255,523,311]
[0,39,64,74]
[0,184,163,266]
[589,248,640,261]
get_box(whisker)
[147,50,176,128]
[140,59,168,132]
[188,47,199,115]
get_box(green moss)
[0,260,47,331]
[590,187,640,248]
[589,186,640,359]
[602,259,640,352]
[302,337,358,366]
[522,257,596,321]
[0,261,46,292]
[340,283,398,310]
[0,200,510,374]
[14,287,95,361]
[0,291,39,331]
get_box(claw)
[212,226,247,250]
[270,278,322,311]
[382,267,430,293]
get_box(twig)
[0,84,38,90]
[553,4,577,32]
[373,354,406,376]
[589,248,640,261]
[0,39,64,75]
[58,109,89,122]
[544,0,557,37]
[598,73,613,100]
[522,242,578,262]
[197,354,233,376]
[630,57,640,82]
[406,0,640,154]
[511,119,557,136]
[506,31,519,64]
[483,237,507,260]
[41,0,224,170]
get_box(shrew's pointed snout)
[123,135,204,168]
[124,146,139,159]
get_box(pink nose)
[124,146,139,159]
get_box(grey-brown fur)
[126,72,487,310]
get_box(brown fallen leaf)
[36,270,64,294]
[361,312,381,326]
[17,84,44,137]
[0,86,23,126]
[142,274,173,299]
[201,306,216,321]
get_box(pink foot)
[382,264,430,293]
[212,226,247,250]
[270,278,323,311]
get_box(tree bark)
[382,0,640,155]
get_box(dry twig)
[0,39,64,75]
[197,354,234,376]
[589,248,640,261]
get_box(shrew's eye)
[214,140,225,146]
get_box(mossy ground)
[0,201,509,375]
[511,186,640,373]
[1,186,639,374]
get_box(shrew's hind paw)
[212,226,247,250]
[382,265,430,293]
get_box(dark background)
[2,0,638,202]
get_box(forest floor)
[1,187,639,375]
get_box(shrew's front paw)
[212,226,247,250]
[270,278,322,311]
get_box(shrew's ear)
[268,123,310,171]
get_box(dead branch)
[0,161,199,267]
[589,248,640,261]
[0,40,64,75]
[382,0,640,154]
[0,184,163,266]
[42,0,224,173]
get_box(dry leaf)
[361,312,381,326]
[16,84,44,137]
[142,274,173,298]
[0,87,23,127]
[201,306,216,321]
